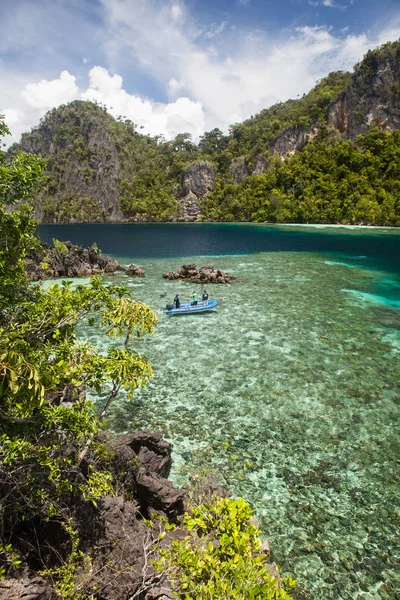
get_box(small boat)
[165,300,219,316]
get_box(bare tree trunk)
[79,379,120,463]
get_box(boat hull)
[165,300,219,315]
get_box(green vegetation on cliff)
[203,129,400,224]
[9,39,400,225]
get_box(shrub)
[156,497,296,599]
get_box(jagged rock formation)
[0,576,59,600]
[17,101,125,222]
[229,156,249,182]
[328,43,400,138]
[2,431,184,600]
[163,264,237,284]
[126,263,146,277]
[177,161,216,221]
[270,123,318,157]
[26,240,125,280]
[110,431,184,520]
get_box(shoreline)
[37,220,400,230]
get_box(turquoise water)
[39,224,400,600]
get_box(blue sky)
[1,0,399,144]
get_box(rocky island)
[163,264,237,284]
[26,241,147,281]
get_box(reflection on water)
[75,251,400,600]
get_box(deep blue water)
[39,222,400,277]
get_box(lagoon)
[38,223,400,600]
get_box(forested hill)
[11,39,400,225]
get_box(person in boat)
[174,294,180,308]
[202,290,209,305]
[192,291,198,306]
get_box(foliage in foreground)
[156,497,296,600]
[0,114,157,580]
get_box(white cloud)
[82,66,205,139]
[171,3,183,21]
[308,0,347,8]
[21,70,79,109]
[203,21,227,39]
[1,0,400,147]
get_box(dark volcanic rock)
[4,431,184,600]
[75,495,155,600]
[26,241,125,281]
[126,263,146,277]
[163,264,236,284]
[0,576,58,600]
[109,431,185,521]
[110,431,173,479]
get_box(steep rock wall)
[177,161,216,221]
[328,44,400,138]
[17,102,124,222]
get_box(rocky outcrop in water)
[126,263,146,277]
[26,240,125,281]
[163,264,236,284]
[177,161,216,221]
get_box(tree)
[0,116,158,580]
[199,128,228,155]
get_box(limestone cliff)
[328,42,400,138]
[17,101,126,222]
[177,161,216,221]
[269,123,318,157]
[229,156,249,182]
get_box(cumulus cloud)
[21,70,79,109]
[1,0,400,146]
[99,0,400,134]
[82,66,205,139]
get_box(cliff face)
[328,43,400,138]
[16,101,126,222]
[177,161,216,221]
[269,123,318,157]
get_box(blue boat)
[165,299,219,315]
